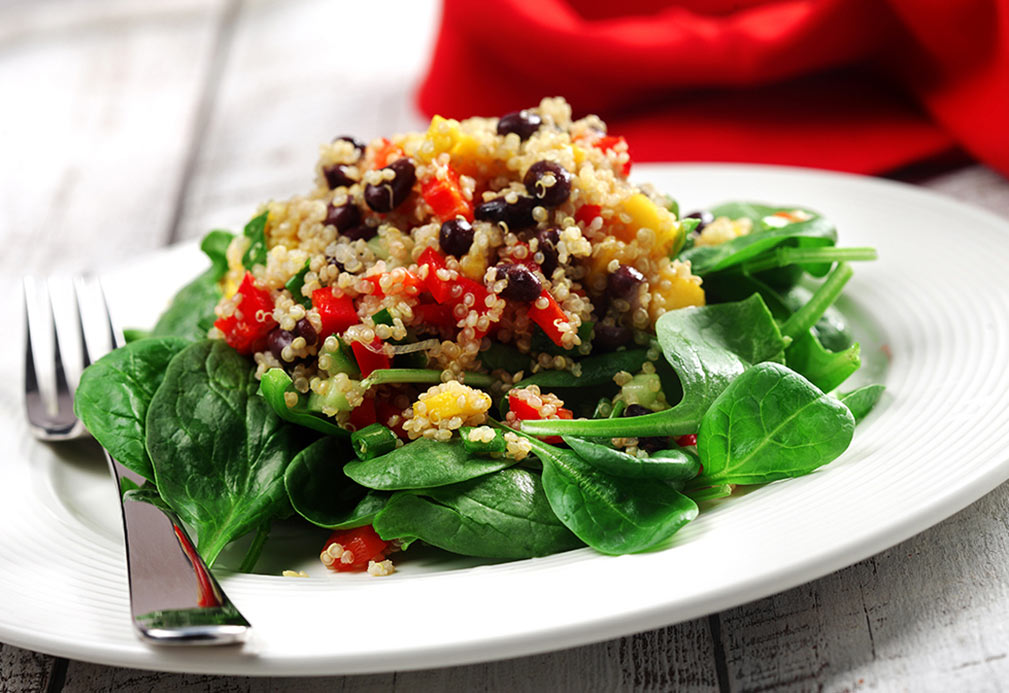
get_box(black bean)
[323,164,357,190]
[624,404,652,418]
[684,210,714,233]
[439,218,475,257]
[497,110,543,140]
[524,160,572,207]
[592,323,632,352]
[474,196,537,231]
[342,225,378,241]
[608,264,645,300]
[325,201,361,232]
[536,227,560,275]
[334,135,366,155]
[622,404,669,451]
[268,328,296,362]
[294,318,317,346]
[497,263,542,303]
[364,158,416,212]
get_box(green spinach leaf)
[840,384,885,424]
[696,362,855,486]
[150,230,234,340]
[373,468,583,558]
[74,336,189,481]
[344,438,515,490]
[564,436,700,483]
[260,368,348,437]
[785,329,860,393]
[479,342,531,374]
[522,294,786,438]
[146,340,301,566]
[284,436,388,529]
[679,202,836,276]
[526,437,698,555]
[241,211,269,269]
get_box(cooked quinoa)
[210,97,706,442]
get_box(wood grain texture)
[3,0,1009,690]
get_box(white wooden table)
[3,1,1009,690]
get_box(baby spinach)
[696,362,855,486]
[344,438,515,490]
[74,336,189,481]
[522,294,786,438]
[780,263,853,341]
[479,342,531,374]
[284,260,311,307]
[284,436,388,529]
[373,468,583,559]
[260,368,348,437]
[515,349,649,389]
[840,384,886,424]
[680,203,836,276]
[785,329,860,393]
[150,230,234,341]
[563,436,700,483]
[146,340,301,566]
[241,211,269,269]
[525,436,698,555]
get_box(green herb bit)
[460,426,507,455]
[284,260,312,307]
[352,423,399,460]
[372,308,394,326]
[241,211,269,269]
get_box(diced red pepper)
[361,270,424,299]
[312,287,358,337]
[508,392,573,444]
[575,204,602,226]
[593,135,631,176]
[421,164,473,222]
[675,434,698,447]
[320,525,389,572]
[528,289,570,348]
[418,247,497,339]
[351,338,391,377]
[213,272,277,354]
[370,138,404,169]
[413,301,457,330]
[349,395,377,432]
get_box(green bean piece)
[351,423,399,461]
[460,426,507,455]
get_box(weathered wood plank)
[0,643,58,693]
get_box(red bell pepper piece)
[213,272,277,354]
[675,434,698,447]
[575,204,602,226]
[421,164,473,222]
[312,287,358,338]
[508,392,573,444]
[528,290,570,348]
[361,269,424,299]
[351,338,390,378]
[370,138,404,169]
[320,525,389,572]
[413,302,457,330]
[418,247,497,339]
[593,135,631,176]
[348,395,378,432]
[376,398,408,439]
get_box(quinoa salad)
[75,97,881,576]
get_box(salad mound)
[75,98,881,576]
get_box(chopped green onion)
[351,424,398,460]
[460,426,507,455]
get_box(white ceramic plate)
[3,164,1008,675]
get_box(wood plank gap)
[708,614,731,693]
[44,657,68,693]
[163,0,242,247]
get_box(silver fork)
[23,277,251,646]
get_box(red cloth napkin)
[417,0,1009,176]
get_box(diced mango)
[648,267,706,323]
[619,193,686,257]
[416,381,492,423]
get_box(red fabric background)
[417,0,1009,176]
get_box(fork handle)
[107,453,251,645]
